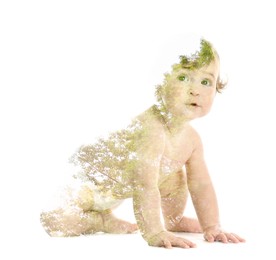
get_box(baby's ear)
[216,76,228,93]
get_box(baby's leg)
[100,210,138,234]
[40,184,137,236]
[40,208,103,236]
[77,184,137,234]
[40,208,138,236]
[159,170,202,233]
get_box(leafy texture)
[69,119,144,199]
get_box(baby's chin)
[166,104,209,121]
[185,105,211,119]
[176,108,204,120]
[169,111,198,122]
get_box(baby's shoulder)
[181,124,203,148]
[129,108,166,147]
[135,107,166,132]
[185,124,201,138]
[186,125,205,153]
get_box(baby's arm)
[186,131,245,243]
[132,122,196,248]
[132,160,164,239]
[133,158,196,248]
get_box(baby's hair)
[179,38,215,70]
[155,38,226,100]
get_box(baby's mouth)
[187,103,200,107]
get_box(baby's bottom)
[159,170,202,233]
[40,184,138,237]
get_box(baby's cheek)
[202,100,214,114]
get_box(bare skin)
[160,170,202,233]
[40,186,138,236]
[41,57,245,248]
[131,58,244,247]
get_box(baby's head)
[155,38,226,120]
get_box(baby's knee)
[75,184,95,211]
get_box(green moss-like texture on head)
[177,38,215,70]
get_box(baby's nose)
[188,86,200,96]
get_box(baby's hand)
[146,231,197,249]
[204,226,245,243]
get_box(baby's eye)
[178,74,189,82]
[201,79,211,86]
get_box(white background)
[1,0,276,259]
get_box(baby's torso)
[71,111,198,199]
[158,125,196,184]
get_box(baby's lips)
[186,103,200,107]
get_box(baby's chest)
[163,134,194,164]
[158,138,193,181]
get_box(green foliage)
[69,119,144,198]
[179,38,215,70]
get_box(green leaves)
[69,119,144,198]
[179,38,215,70]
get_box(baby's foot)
[102,213,138,234]
[166,216,202,233]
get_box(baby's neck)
[152,102,190,134]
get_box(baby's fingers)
[206,232,246,243]
[224,233,246,243]
[204,232,215,242]
[163,239,173,249]
[148,231,197,249]
[170,237,197,249]
[215,233,228,243]
[204,232,228,243]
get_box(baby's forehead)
[171,60,219,78]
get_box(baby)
[41,38,245,248]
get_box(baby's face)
[163,59,220,120]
